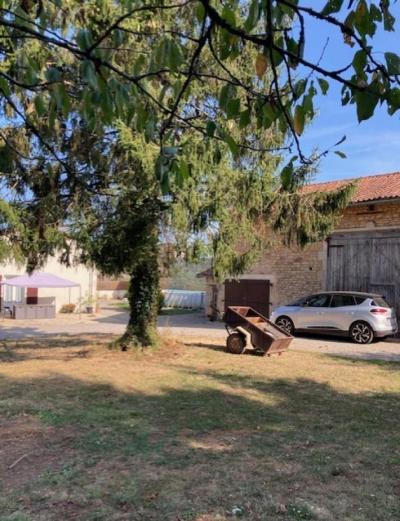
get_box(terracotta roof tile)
[303,171,400,203]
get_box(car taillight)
[370,307,388,314]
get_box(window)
[4,276,25,303]
[330,295,356,308]
[306,294,331,307]
[354,296,367,305]
[371,297,390,308]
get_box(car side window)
[330,295,356,307]
[306,294,331,307]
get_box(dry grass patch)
[0,335,399,521]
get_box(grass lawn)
[0,336,399,521]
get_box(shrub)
[59,303,76,314]
[158,290,165,312]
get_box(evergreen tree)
[0,1,386,346]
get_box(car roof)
[312,291,383,298]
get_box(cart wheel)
[226,332,246,354]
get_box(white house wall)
[1,257,96,312]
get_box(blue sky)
[299,3,400,183]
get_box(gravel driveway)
[0,305,399,362]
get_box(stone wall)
[336,201,400,230]
[203,200,400,317]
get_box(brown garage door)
[224,279,271,317]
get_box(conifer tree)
[0,0,390,346]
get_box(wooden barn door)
[327,230,400,318]
[224,279,270,317]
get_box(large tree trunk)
[118,242,160,350]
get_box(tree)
[0,1,392,346]
[0,1,397,166]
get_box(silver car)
[270,291,398,344]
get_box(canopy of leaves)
[0,0,397,171]
[0,0,386,280]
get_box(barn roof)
[303,171,400,204]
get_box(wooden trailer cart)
[223,306,293,355]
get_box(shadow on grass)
[0,334,111,363]
[184,342,269,357]
[0,367,399,520]
[325,353,400,371]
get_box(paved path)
[1,305,399,362]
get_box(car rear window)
[330,295,356,307]
[354,296,367,305]
[371,297,390,308]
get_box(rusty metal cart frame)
[223,306,293,355]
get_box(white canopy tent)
[1,272,81,318]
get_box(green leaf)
[354,0,375,37]
[244,0,260,31]
[239,109,251,129]
[80,61,98,89]
[280,162,294,190]
[317,78,329,95]
[219,84,236,111]
[382,2,395,31]
[167,39,184,71]
[262,102,279,127]
[136,104,148,131]
[113,29,125,46]
[180,160,190,179]
[322,0,344,15]
[226,98,240,119]
[76,29,93,50]
[25,66,38,85]
[303,84,316,118]
[341,90,351,106]
[224,134,239,157]
[34,94,46,117]
[195,3,205,22]
[355,88,379,122]
[334,151,347,159]
[175,160,190,187]
[0,76,10,96]
[45,67,61,82]
[385,52,400,75]
[293,105,305,136]
[294,79,307,99]
[370,4,382,22]
[387,88,400,115]
[155,154,170,194]
[206,121,216,137]
[52,83,71,116]
[285,37,300,68]
[352,50,367,75]
[221,5,236,27]
[133,54,146,76]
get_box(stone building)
[200,171,400,319]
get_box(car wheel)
[275,316,295,335]
[226,332,246,354]
[350,321,374,344]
